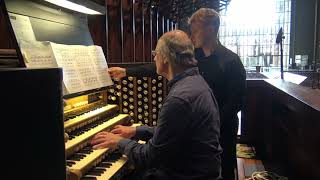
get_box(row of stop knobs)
[107,76,166,126]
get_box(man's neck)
[202,38,218,57]
[167,66,186,81]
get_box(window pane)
[220,0,292,69]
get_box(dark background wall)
[291,0,319,65]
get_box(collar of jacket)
[195,41,223,60]
[167,67,200,90]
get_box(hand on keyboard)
[91,131,123,150]
[111,125,136,139]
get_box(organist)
[91,30,222,180]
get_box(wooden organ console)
[2,69,163,180]
[62,63,166,180]
[62,78,165,180]
[63,94,131,180]
[0,0,167,179]
[62,70,167,180]
[0,67,166,180]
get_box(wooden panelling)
[242,80,320,179]
[102,2,176,63]
[170,20,174,30]
[88,0,109,56]
[151,9,158,56]
[158,14,164,37]
[143,6,152,62]
[107,0,122,63]
[0,1,15,49]
[134,0,143,62]
[122,0,134,63]
[88,15,107,55]
[163,16,167,33]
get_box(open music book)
[20,41,113,95]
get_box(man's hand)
[90,131,123,149]
[111,125,136,139]
[108,67,127,79]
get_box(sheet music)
[19,41,113,95]
[19,41,57,68]
[50,42,113,94]
[8,13,36,42]
[89,46,114,87]
[50,43,84,94]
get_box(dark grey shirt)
[118,67,222,180]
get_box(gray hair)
[157,30,197,67]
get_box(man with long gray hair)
[91,30,222,180]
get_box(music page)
[8,13,37,42]
[50,43,113,94]
[19,41,113,94]
[20,41,57,68]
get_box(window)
[219,0,291,71]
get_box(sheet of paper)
[50,43,113,94]
[19,41,57,68]
[89,46,114,87]
[50,43,84,94]
[8,13,36,42]
[19,40,113,94]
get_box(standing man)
[108,8,246,180]
[92,30,222,180]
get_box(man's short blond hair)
[188,8,220,32]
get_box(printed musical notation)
[20,41,113,95]
[20,41,57,67]
[8,13,37,42]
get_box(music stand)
[276,27,285,79]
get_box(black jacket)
[118,68,222,179]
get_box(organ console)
[1,0,166,179]
[63,95,132,180]
[62,69,167,180]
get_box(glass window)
[220,0,291,69]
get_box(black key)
[92,169,105,173]
[68,154,84,161]
[98,162,112,168]
[93,167,106,172]
[81,176,97,180]
[86,171,102,176]
[75,153,87,158]
[66,161,76,167]
[78,150,92,154]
